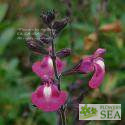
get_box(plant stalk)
[50,28,61,89]
[50,27,66,125]
[61,110,66,125]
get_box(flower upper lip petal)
[32,56,65,80]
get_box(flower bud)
[40,10,55,26]
[52,17,69,34]
[40,34,53,45]
[56,48,71,58]
[93,48,106,58]
[26,39,48,54]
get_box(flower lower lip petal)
[89,61,105,89]
[31,83,68,112]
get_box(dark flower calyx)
[56,48,71,58]
[52,17,69,34]
[27,40,40,51]
[26,39,48,54]
[40,34,53,45]
[40,9,55,26]
[61,59,84,76]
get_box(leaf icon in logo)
[80,104,90,116]
[91,107,98,114]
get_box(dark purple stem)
[50,27,66,125]
[60,107,66,125]
[50,28,61,89]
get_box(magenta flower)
[32,56,65,80]
[78,48,106,89]
[31,83,68,112]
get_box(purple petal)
[31,84,68,112]
[32,56,65,80]
[93,48,106,58]
[79,57,94,73]
[89,58,105,88]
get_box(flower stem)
[59,108,66,125]
[61,110,66,125]
[50,28,61,89]
[50,28,66,125]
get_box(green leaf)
[0,116,4,125]
[72,23,94,33]
[0,3,8,23]
[0,28,15,55]
[100,73,118,94]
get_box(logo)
[79,104,121,120]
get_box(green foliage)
[0,3,8,23]
[0,28,16,55]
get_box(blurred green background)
[0,0,125,125]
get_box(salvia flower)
[78,48,106,89]
[31,82,68,112]
[32,56,65,80]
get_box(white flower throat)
[48,58,53,67]
[96,60,105,69]
[43,86,52,98]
